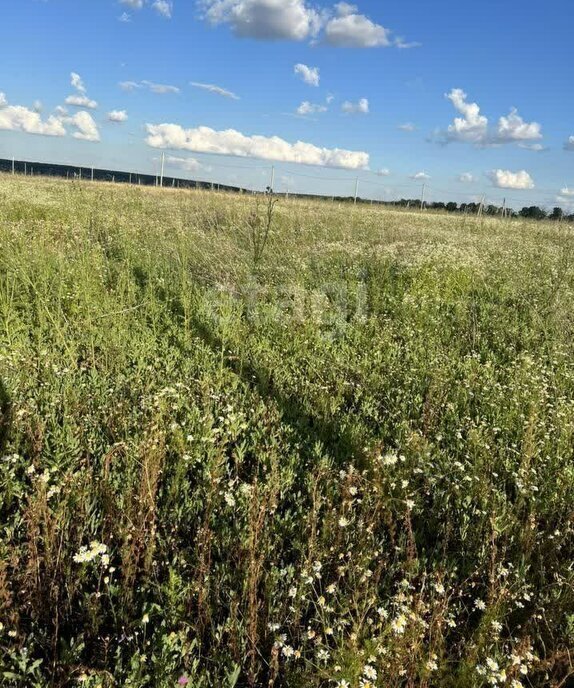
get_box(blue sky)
[1,0,573,209]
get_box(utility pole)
[160,152,165,187]
[502,197,506,219]
[270,165,275,192]
[354,177,359,205]
[478,195,485,218]
[91,167,94,182]
[12,157,15,175]
[421,183,426,211]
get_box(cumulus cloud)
[443,88,488,144]
[66,72,98,109]
[200,0,322,41]
[564,136,574,151]
[200,0,414,48]
[69,111,100,142]
[294,63,320,86]
[144,122,369,169]
[439,88,543,148]
[296,101,327,116]
[108,109,129,122]
[398,122,416,132]
[152,0,172,17]
[0,94,67,137]
[488,169,534,190]
[70,72,86,94]
[190,82,239,99]
[65,94,98,109]
[341,98,369,114]
[560,187,574,196]
[120,0,144,8]
[119,12,132,22]
[496,108,542,143]
[0,91,98,141]
[458,172,476,183]
[377,168,390,176]
[325,6,391,47]
[410,171,430,181]
[165,155,202,171]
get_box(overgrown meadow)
[1,175,573,687]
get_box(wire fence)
[0,154,571,217]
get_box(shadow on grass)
[0,378,11,454]
[188,314,364,466]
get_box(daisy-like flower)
[363,665,377,680]
[391,614,408,634]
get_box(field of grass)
[1,174,573,687]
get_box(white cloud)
[120,0,144,8]
[200,0,322,41]
[70,112,100,142]
[200,0,414,49]
[108,109,129,122]
[141,80,180,94]
[488,169,534,190]
[326,94,335,104]
[152,0,172,17]
[441,88,543,148]
[294,63,320,86]
[377,168,390,176]
[0,94,98,142]
[58,110,100,142]
[410,171,430,181]
[190,82,239,99]
[119,81,141,91]
[70,72,86,94]
[458,172,476,183]
[342,98,369,114]
[165,155,202,171]
[66,72,98,109]
[394,38,421,49]
[65,94,98,109]
[496,108,542,143]
[120,80,179,93]
[444,88,488,144]
[560,187,574,196]
[145,122,369,169]
[0,96,67,137]
[325,6,391,47]
[398,122,416,132]
[564,136,574,151]
[334,2,358,15]
[518,142,545,151]
[296,101,327,116]
[119,12,132,22]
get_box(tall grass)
[0,175,573,687]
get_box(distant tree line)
[390,199,572,222]
[1,158,571,221]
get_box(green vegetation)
[1,175,573,687]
